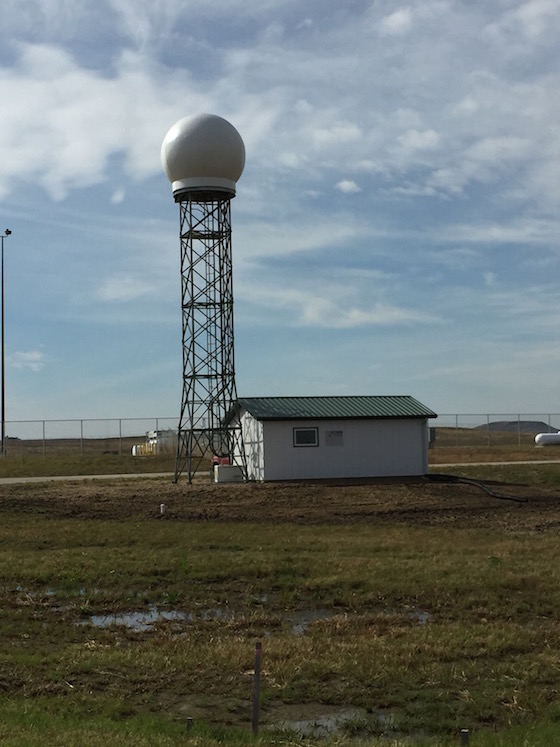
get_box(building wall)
[239,411,265,481]
[241,414,429,481]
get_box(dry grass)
[429,444,559,465]
[2,472,560,746]
[2,453,560,745]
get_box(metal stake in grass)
[252,641,262,735]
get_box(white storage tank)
[535,432,560,446]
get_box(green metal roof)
[236,396,437,421]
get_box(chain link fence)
[3,414,560,457]
[4,418,178,458]
[428,414,560,449]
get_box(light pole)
[1,229,11,457]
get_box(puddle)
[83,606,237,631]
[11,583,430,634]
[15,585,100,600]
[376,708,398,728]
[407,607,430,625]
[86,608,188,631]
[84,607,340,634]
[79,605,431,633]
[270,704,401,738]
[290,608,337,634]
[15,585,57,598]
[273,706,368,738]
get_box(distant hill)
[473,420,558,434]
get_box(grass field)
[0,422,559,481]
[0,451,177,478]
[0,440,558,481]
[2,454,560,745]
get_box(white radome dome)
[161,113,245,199]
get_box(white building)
[232,395,437,482]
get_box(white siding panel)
[260,418,428,480]
[240,411,265,481]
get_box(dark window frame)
[293,427,319,447]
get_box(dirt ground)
[1,475,559,533]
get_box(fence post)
[42,420,46,457]
[119,418,122,455]
[80,419,84,457]
[252,641,262,735]
[460,727,469,744]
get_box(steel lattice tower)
[161,114,247,483]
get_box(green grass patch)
[451,461,560,488]
[0,453,177,478]
[2,468,560,744]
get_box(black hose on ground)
[426,473,528,503]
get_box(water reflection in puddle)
[270,705,401,738]
[15,585,429,633]
[82,605,429,633]
[274,707,368,738]
[407,607,430,625]
[83,607,305,633]
[88,608,189,631]
[83,606,339,634]
[289,608,336,634]
[84,606,235,631]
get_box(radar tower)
[161,113,247,483]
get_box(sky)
[1,0,559,426]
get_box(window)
[293,427,319,447]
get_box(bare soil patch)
[0,476,559,533]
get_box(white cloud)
[312,121,362,150]
[1,0,560,417]
[441,218,558,246]
[515,0,560,38]
[485,0,560,42]
[96,275,155,302]
[235,214,386,264]
[378,7,413,36]
[9,351,45,372]
[397,129,441,153]
[466,136,533,166]
[111,188,125,204]
[391,183,438,197]
[299,300,437,329]
[0,2,558,212]
[0,43,200,199]
[107,0,183,47]
[241,283,438,330]
[336,180,361,194]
